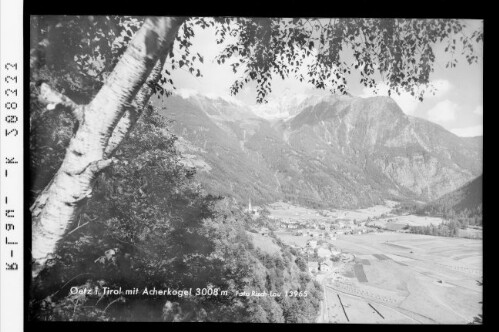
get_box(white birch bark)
[31,17,185,279]
[104,55,167,157]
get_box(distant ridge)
[418,175,482,220]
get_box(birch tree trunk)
[31,17,185,279]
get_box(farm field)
[247,231,282,254]
[267,200,398,223]
[317,233,482,324]
[269,201,482,324]
[368,215,445,230]
[267,202,333,222]
[329,200,398,221]
[457,227,483,239]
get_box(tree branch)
[103,297,125,313]
[83,158,117,176]
[66,221,89,236]
[31,17,186,280]
[38,83,83,122]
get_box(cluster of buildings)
[291,226,371,240]
[276,218,348,230]
[273,212,374,237]
[307,261,334,273]
[300,239,344,274]
[245,200,386,277]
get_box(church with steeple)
[247,198,253,212]
[245,198,260,217]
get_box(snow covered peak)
[250,91,354,120]
[173,88,356,121]
[176,88,199,99]
[175,89,245,107]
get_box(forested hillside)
[29,106,322,322]
[416,175,483,226]
[391,174,482,237]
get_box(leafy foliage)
[29,108,322,322]
[30,16,143,101]
[30,16,483,106]
[408,220,461,237]
[212,18,482,103]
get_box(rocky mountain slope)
[152,92,482,209]
[419,175,482,218]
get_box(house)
[308,261,319,274]
[307,240,318,248]
[319,261,332,272]
[317,247,332,259]
[308,230,321,238]
[259,227,270,236]
[330,249,341,256]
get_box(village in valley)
[246,200,398,276]
[244,200,483,324]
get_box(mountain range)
[152,91,483,209]
[418,175,482,219]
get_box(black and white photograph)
[27,14,483,323]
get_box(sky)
[170,19,483,137]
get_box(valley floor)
[279,231,482,324]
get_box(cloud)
[450,125,483,137]
[473,105,483,116]
[359,79,453,115]
[427,100,458,124]
[391,94,420,115]
[176,88,199,99]
[429,79,453,98]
